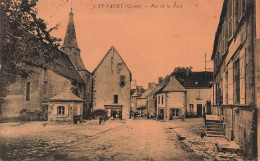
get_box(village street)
[0,119,205,161]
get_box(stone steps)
[205,115,224,137]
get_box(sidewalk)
[165,118,246,161]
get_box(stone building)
[173,72,213,117]
[211,0,260,158]
[146,76,171,119]
[130,86,145,113]
[92,46,131,119]
[143,83,157,118]
[156,76,186,120]
[1,30,85,121]
[1,10,92,122]
[48,90,84,122]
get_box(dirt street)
[0,120,204,161]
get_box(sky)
[36,0,223,88]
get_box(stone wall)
[222,106,256,157]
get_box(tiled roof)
[22,31,85,84]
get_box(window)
[162,95,164,104]
[158,96,160,104]
[189,104,194,111]
[57,106,65,116]
[227,0,233,38]
[171,109,179,117]
[120,75,125,87]
[114,95,118,104]
[225,72,228,104]
[117,63,123,70]
[233,59,240,104]
[26,82,30,101]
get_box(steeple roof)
[63,10,79,49]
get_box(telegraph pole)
[205,53,212,72]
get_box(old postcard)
[0,0,259,160]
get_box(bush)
[87,109,107,119]
[19,109,44,121]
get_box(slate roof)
[148,75,171,96]
[50,91,84,102]
[22,30,85,84]
[131,87,146,97]
[131,91,139,97]
[61,11,86,71]
[211,0,227,60]
[162,77,186,92]
[140,85,157,98]
[172,71,213,88]
[62,11,79,50]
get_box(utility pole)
[205,53,212,72]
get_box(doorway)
[197,104,202,117]
[159,109,164,120]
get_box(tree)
[170,66,193,85]
[171,66,193,77]
[0,0,61,115]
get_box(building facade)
[211,0,259,158]
[173,71,213,117]
[156,77,186,120]
[186,88,211,117]
[138,82,157,118]
[92,46,131,119]
[130,86,144,116]
[48,90,84,122]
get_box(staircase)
[205,115,225,137]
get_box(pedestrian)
[99,116,102,125]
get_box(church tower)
[61,9,86,70]
[61,9,92,116]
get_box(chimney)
[136,86,143,96]
[148,82,156,89]
[158,77,163,84]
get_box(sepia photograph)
[0,0,259,160]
